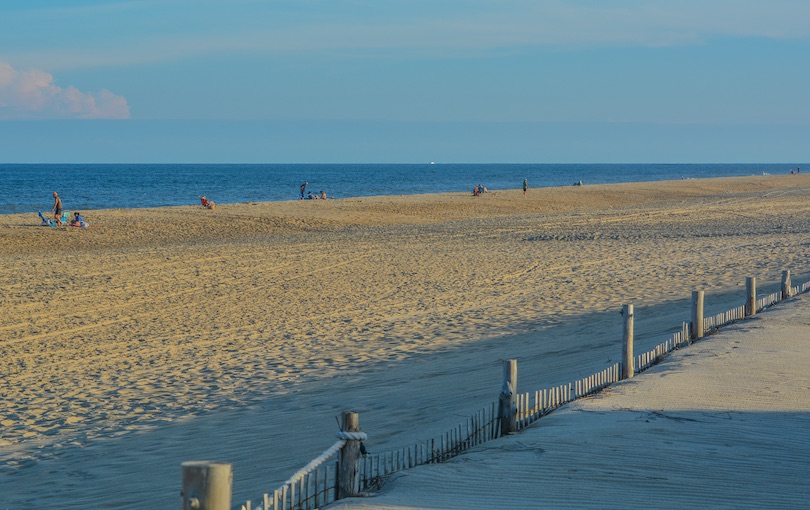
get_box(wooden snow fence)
[178,270,807,510]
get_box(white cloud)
[0,63,129,119]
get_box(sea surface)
[0,163,803,215]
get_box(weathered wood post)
[621,304,634,379]
[691,290,704,341]
[499,359,518,436]
[338,411,362,499]
[180,461,232,510]
[782,270,792,300]
[745,277,757,317]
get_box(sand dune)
[1,175,810,508]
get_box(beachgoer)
[70,212,84,226]
[306,191,316,200]
[320,190,327,199]
[200,196,215,209]
[523,179,528,196]
[473,185,481,196]
[300,182,308,199]
[52,192,63,225]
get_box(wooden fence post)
[782,270,792,300]
[338,411,361,500]
[181,461,232,510]
[621,304,634,379]
[499,359,518,436]
[691,290,704,341]
[745,277,757,316]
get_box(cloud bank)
[0,63,129,119]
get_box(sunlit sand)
[2,175,810,507]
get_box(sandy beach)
[332,297,810,509]
[2,175,810,508]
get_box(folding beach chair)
[61,211,71,224]
[37,211,54,227]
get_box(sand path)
[332,297,810,509]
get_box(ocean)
[0,163,802,215]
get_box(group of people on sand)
[300,182,327,200]
[472,184,489,196]
[197,182,329,210]
[45,176,570,226]
[478,178,577,197]
[45,192,88,228]
[304,190,327,200]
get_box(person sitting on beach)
[306,191,317,200]
[320,190,327,199]
[473,185,481,196]
[200,196,215,209]
[69,212,84,226]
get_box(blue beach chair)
[37,211,55,227]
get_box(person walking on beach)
[300,182,308,199]
[523,179,528,196]
[52,192,63,225]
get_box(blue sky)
[1,0,808,163]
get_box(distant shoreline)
[1,171,800,218]
[1,162,801,215]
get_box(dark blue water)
[0,163,802,215]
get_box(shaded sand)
[332,298,810,509]
[2,175,810,507]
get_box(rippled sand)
[2,174,810,507]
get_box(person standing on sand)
[300,182,308,199]
[52,192,63,225]
[523,179,528,196]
